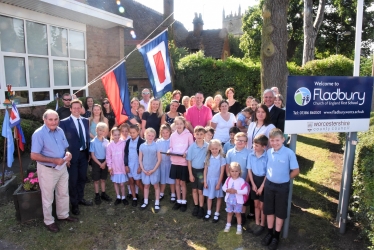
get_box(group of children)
[88,115,299,250]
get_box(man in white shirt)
[139,88,151,111]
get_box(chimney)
[163,0,174,28]
[193,13,204,37]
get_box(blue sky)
[134,0,258,31]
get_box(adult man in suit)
[263,89,285,132]
[31,110,78,233]
[60,99,92,215]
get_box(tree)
[261,0,289,96]
[302,0,326,65]
[241,0,374,64]
[229,34,245,58]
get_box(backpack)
[226,177,251,203]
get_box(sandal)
[212,214,220,223]
[203,214,211,221]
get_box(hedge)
[0,117,42,161]
[352,113,374,248]
[175,53,359,104]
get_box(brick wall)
[86,25,125,100]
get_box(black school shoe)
[192,205,199,216]
[180,203,187,212]
[132,199,138,207]
[94,195,102,205]
[197,207,205,219]
[172,202,181,210]
[261,233,273,246]
[122,199,129,206]
[268,238,279,250]
[114,199,122,206]
[101,193,112,202]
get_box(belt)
[42,164,56,169]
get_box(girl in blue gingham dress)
[203,139,226,223]
[157,124,176,202]
[139,128,162,212]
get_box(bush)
[352,112,374,248]
[302,55,354,76]
[175,51,261,103]
[0,116,42,160]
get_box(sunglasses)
[63,98,72,101]
[142,92,150,95]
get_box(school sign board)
[284,76,373,134]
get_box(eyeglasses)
[142,92,150,95]
[63,98,72,101]
[235,139,247,143]
[103,102,109,104]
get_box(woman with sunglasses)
[102,98,117,131]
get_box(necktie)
[77,118,85,150]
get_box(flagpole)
[1,137,6,186]
[14,128,23,182]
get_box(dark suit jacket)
[124,137,145,166]
[59,116,90,163]
[269,106,285,132]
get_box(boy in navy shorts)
[247,134,268,236]
[262,128,299,250]
[187,126,208,218]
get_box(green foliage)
[302,55,354,76]
[169,41,189,70]
[175,51,261,102]
[240,0,374,64]
[228,34,244,58]
[160,91,172,111]
[352,112,374,248]
[360,56,373,76]
[0,116,42,160]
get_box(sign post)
[283,75,374,238]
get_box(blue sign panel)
[285,76,373,134]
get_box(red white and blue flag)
[10,103,26,151]
[101,62,131,125]
[9,103,21,128]
[138,30,172,98]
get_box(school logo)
[307,122,313,132]
[295,87,311,106]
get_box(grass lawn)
[0,133,367,249]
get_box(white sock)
[143,199,148,204]
[127,185,132,194]
[207,210,211,215]
[160,192,164,197]
[214,212,220,216]
[135,185,139,193]
[121,196,126,200]
[171,193,176,197]
[237,224,242,228]
[133,197,137,200]
[155,200,160,205]
[177,199,182,204]
[117,195,121,199]
[181,200,187,204]
[226,223,231,227]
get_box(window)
[0,15,87,107]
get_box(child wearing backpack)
[222,162,250,235]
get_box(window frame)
[0,15,88,108]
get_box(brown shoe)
[58,216,79,222]
[45,223,59,233]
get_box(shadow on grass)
[297,135,342,154]
[296,154,315,176]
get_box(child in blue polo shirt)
[223,126,240,154]
[187,126,208,218]
[226,132,251,224]
[261,128,299,250]
[89,122,112,205]
[247,134,268,236]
